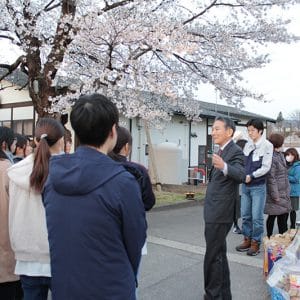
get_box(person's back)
[265,151,291,216]
[43,94,146,300]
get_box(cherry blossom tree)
[0,0,299,122]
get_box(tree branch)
[151,0,173,12]
[102,0,134,12]
[183,1,274,25]
[183,0,217,25]
[0,55,26,81]
[153,52,172,70]
[16,81,29,90]
[44,0,61,12]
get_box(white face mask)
[286,155,294,163]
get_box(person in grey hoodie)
[264,133,291,237]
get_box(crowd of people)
[0,94,154,300]
[204,116,300,299]
[0,94,299,300]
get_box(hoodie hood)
[48,146,125,196]
[293,161,300,167]
[7,154,34,190]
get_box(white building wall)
[0,80,31,104]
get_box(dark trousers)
[20,276,51,300]
[290,211,296,229]
[204,223,232,300]
[266,213,289,238]
[0,280,22,300]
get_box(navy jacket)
[43,146,147,300]
[113,154,155,211]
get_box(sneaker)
[232,225,242,234]
[247,240,260,256]
[236,237,251,252]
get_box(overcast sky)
[200,4,300,120]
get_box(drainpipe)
[188,120,192,167]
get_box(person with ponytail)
[7,118,64,300]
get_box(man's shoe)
[235,237,251,252]
[232,225,242,234]
[247,240,260,256]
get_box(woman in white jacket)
[8,118,65,300]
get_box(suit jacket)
[204,140,246,223]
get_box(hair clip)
[40,134,48,139]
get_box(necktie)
[218,149,223,156]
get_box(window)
[0,120,12,128]
[12,119,34,137]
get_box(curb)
[150,199,203,212]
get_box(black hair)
[109,126,132,161]
[214,116,236,136]
[0,126,15,159]
[114,126,132,153]
[246,118,264,134]
[236,139,247,151]
[284,147,299,162]
[14,133,27,154]
[70,93,119,147]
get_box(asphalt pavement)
[138,201,273,300]
[47,200,298,300]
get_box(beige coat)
[0,159,18,283]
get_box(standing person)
[109,126,155,211]
[236,118,273,256]
[284,147,300,229]
[264,133,291,237]
[13,133,28,163]
[24,137,33,157]
[43,94,146,300]
[8,118,65,300]
[204,116,245,300]
[0,127,20,299]
[232,138,248,234]
[0,126,16,163]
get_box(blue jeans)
[20,275,51,300]
[241,184,266,243]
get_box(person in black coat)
[109,126,155,211]
[204,116,246,300]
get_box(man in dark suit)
[204,116,246,300]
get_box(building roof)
[0,68,28,88]
[198,100,276,123]
[0,68,276,123]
